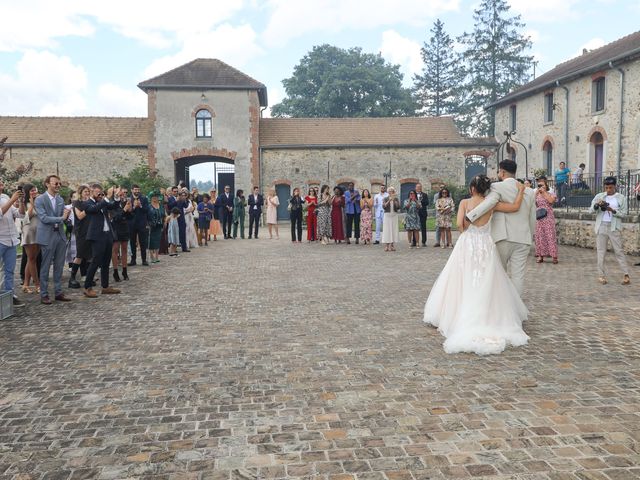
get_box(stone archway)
[171,147,237,188]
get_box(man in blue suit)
[35,174,72,304]
[216,185,234,239]
[128,184,150,266]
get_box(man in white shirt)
[373,185,389,244]
[590,177,630,285]
[0,180,25,307]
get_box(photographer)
[590,177,630,285]
[0,181,26,307]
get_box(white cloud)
[94,84,147,117]
[379,30,423,85]
[143,23,263,79]
[0,50,87,115]
[574,37,606,58]
[508,0,581,22]
[262,0,460,47]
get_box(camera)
[598,201,609,211]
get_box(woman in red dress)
[330,186,346,243]
[305,187,318,242]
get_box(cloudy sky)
[1,0,638,179]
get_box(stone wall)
[554,210,640,255]
[3,146,147,189]
[260,146,495,193]
[495,57,640,177]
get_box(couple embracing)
[424,160,536,355]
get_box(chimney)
[582,48,589,55]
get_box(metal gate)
[464,155,488,185]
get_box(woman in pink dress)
[534,176,558,264]
[330,186,346,243]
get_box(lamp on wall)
[200,93,207,102]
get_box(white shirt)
[0,194,24,246]
[602,194,619,222]
[46,191,57,212]
[572,167,583,182]
[374,192,389,216]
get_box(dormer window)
[195,109,212,138]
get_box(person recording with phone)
[534,176,558,264]
[111,186,132,281]
[0,181,26,307]
[590,176,630,285]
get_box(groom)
[466,160,536,295]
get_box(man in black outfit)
[176,189,190,252]
[128,184,150,266]
[216,185,234,239]
[415,183,429,247]
[247,186,263,239]
[82,184,121,298]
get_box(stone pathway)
[1,234,639,480]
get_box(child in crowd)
[167,207,181,257]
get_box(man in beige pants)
[466,160,536,296]
[590,177,630,285]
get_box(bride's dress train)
[423,222,529,355]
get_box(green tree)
[0,136,33,186]
[272,44,416,118]
[106,163,170,195]
[457,0,533,136]
[413,19,464,118]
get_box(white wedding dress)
[423,219,529,355]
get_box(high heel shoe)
[122,268,129,280]
[113,269,121,282]
[22,286,34,294]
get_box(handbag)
[536,207,548,220]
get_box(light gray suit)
[466,177,536,295]
[35,193,68,298]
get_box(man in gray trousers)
[35,174,73,304]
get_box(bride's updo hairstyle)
[469,174,492,196]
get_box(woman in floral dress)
[436,188,455,248]
[317,185,332,244]
[359,189,373,245]
[534,176,559,263]
[403,190,421,248]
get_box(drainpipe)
[556,81,570,167]
[259,106,267,192]
[609,61,625,178]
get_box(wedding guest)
[196,193,213,246]
[128,184,150,266]
[233,189,246,239]
[373,185,388,244]
[381,186,401,252]
[555,161,571,205]
[266,188,280,239]
[305,187,318,242]
[247,186,263,239]
[534,176,558,264]
[344,182,361,244]
[571,163,586,189]
[404,190,421,248]
[176,190,190,252]
[20,183,40,294]
[415,183,429,247]
[359,189,373,245]
[289,187,304,243]
[147,192,165,262]
[590,177,630,285]
[524,179,533,189]
[167,207,181,256]
[317,185,332,244]
[111,187,132,282]
[35,175,72,304]
[183,191,198,249]
[82,185,120,298]
[436,188,455,248]
[217,185,234,239]
[69,185,91,287]
[208,189,222,241]
[0,181,25,307]
[331,186,346,243]
[433,183,445,246]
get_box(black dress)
[111,201,132,242]
[73,201,91,260]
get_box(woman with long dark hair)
[20,183,40,293]
[534,176,559,264]
[317,185,332,244]
[305,187,318,242]
[359,189,373,245]
[289,187,304,243]
[330,186,346,243]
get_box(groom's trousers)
[496,241,530,296]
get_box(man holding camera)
[0,180,25,307]
[590,177,630,285]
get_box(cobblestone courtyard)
[1,235,639,480]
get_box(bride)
[423,175,529,355]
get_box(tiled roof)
[138,58,268,106]
[492,30,640,107]
[0,117,149,146]
[259,117,491,147]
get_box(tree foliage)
[413,20,464,118]
[0,136,34,187]
[271,44,416,118]
[106,162,171,195]
[457,0,533,136]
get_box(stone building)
[491,30,640,180]
[1,58,495,218]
